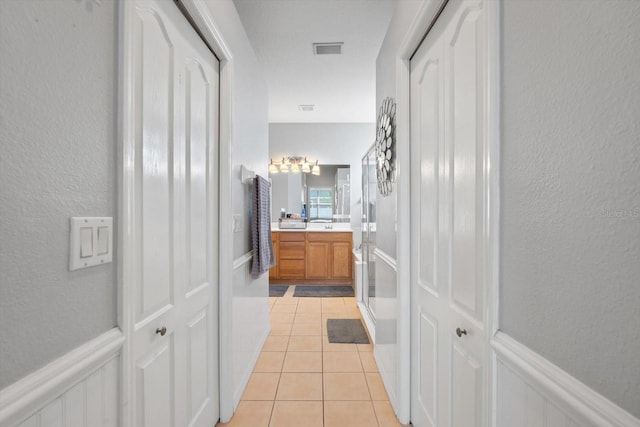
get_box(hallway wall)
[374,0,424,420]
[0,0,118,389]
[501,0,640,417]
[201,0,271,414]
[0,1,270,414]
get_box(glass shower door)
[361,145,377,321]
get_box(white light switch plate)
[233,214,242,233]
[69,217,113,271]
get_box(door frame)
[398,0,500,425]
[117,0,235,425]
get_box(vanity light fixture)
[268,157,320,175]
[268,159,279,174]
[279,157,289,173]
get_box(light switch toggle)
[69,217,113,271]
[97,226,109,255]
[80,227,93,258]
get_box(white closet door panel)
[129,1,219,426]
[137,341,173,427]
[449,5,483,322]
[186,61,209,292]
[187,309,210,421]
[135,8,174,321]
[419,59,441,297]
[411,1,488,426]
[418,310,438,426]
[451,342,482,427]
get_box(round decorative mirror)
[375,97,396,196]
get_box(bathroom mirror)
[270,164,350,222]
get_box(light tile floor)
[217,286,408,427]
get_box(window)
[308,187,333,220]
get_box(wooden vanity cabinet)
[306,241,330,279]
[330,241,352,279]
[306,232,352,280]
[271,231,352,284]
[277,232,306,279]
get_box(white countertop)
[271,223,352,233]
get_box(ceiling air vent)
[313,42,343,55]
[298,105,315,112]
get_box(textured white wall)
[201,0,270,413]
[373,0,423,417]
[202,0,270,261]
[0,0,117,389]
[501,0,640,417]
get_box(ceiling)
[233,0,395,123]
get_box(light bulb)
[301,158,311,173]
[311,161,320,176]
[268,159,278,174]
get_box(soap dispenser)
[301,204,307,219]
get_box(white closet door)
[410,0,487,425]
[130,1,219,426]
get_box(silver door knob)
[156,326,167,336]
[456,328,467,338]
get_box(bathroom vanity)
[269,227,353,285]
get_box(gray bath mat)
[293,285,354,298]
[269,285,289,297]
[327,319,370,344]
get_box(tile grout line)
[261,294,394,427]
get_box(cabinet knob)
[156,326,167,336]
[456,328,467,338]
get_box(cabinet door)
[279,242,305,259]
[279,260,306,278]
[306,242,330,279]
[331,242,352,279]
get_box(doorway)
[119,1,220,425]
[408,0,498,425]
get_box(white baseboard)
[0,328,125,427]
[492,331,639,427]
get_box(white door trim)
[391,3,444,422]
[397,0,500,425]
[485,1,501,425]
[117,1,234,425]
[116,3,136,425]
[392,1,447,424]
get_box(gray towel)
[251,175,275,278]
